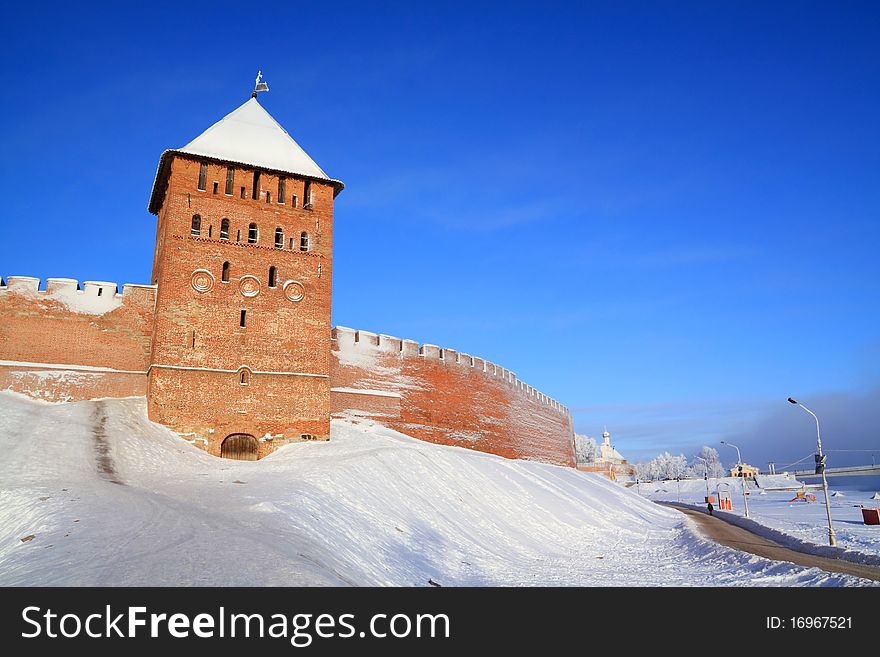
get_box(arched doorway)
[221,433,258,461]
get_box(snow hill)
[0,392,868,586]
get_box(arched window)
[191,214,201,236]
[268,266,277,288]
[220,218,230,240]
[222,261,230,282]
[248,223,258,244]
[239,368,249,385]
[274,227,283,249]
[300,231,310,252]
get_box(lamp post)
[695,456,711,501]
[788,397,837,547]
[720,441,750,519]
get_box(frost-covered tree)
[574,434,598,463]
[635,452,693,480]
[635,461,654,480]
[692,446,726,478]
[654,452,691,479]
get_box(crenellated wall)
[330,327,576,467]
[0,279,576,466]
[0,276,156,402]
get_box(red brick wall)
[147,155,335,454]
[329,327,576,467]
[0,277,155,401]
[577,462,637,481]
[0,366,146,403]
[0,273,575,466]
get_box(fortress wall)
[0,276,575,465]
[0,365,147,404]
[0,277,156,401]
[330,327,576,467]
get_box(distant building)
[730,463,760,478]
[578,428,636,480]
[599,428,626,464]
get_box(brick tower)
[146,95,343,459]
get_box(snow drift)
[0,393,867,586]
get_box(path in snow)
[662,503,880,582]
[640,477,880,561]
[0,393,873,586]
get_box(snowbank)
[0,393,869,586]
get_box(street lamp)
[694,456,711,501]
[720,441,750,519]
[788,397,837,547]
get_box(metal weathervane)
[252,71,269,98]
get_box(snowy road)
[640,477,880,561]
[663,503,880,582]
[0,393,873,586]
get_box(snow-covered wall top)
[0,276,157,376]
[332,326,571,418]
[1,276,157,315]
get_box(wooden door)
[221,433,258,461]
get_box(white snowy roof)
[178,97,331,181]
[149,97,343,214]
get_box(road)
[662,503,880,583]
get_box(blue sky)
[1,1,878,468]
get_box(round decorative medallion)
[191,269,215,293]
[283,280,305,302]
[238,275,261,298]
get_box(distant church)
[578,429,636,480]
[1,84,576,466]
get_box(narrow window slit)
[252,171,261,201]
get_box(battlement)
[331,326,571,418]
[0,275,158,311]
